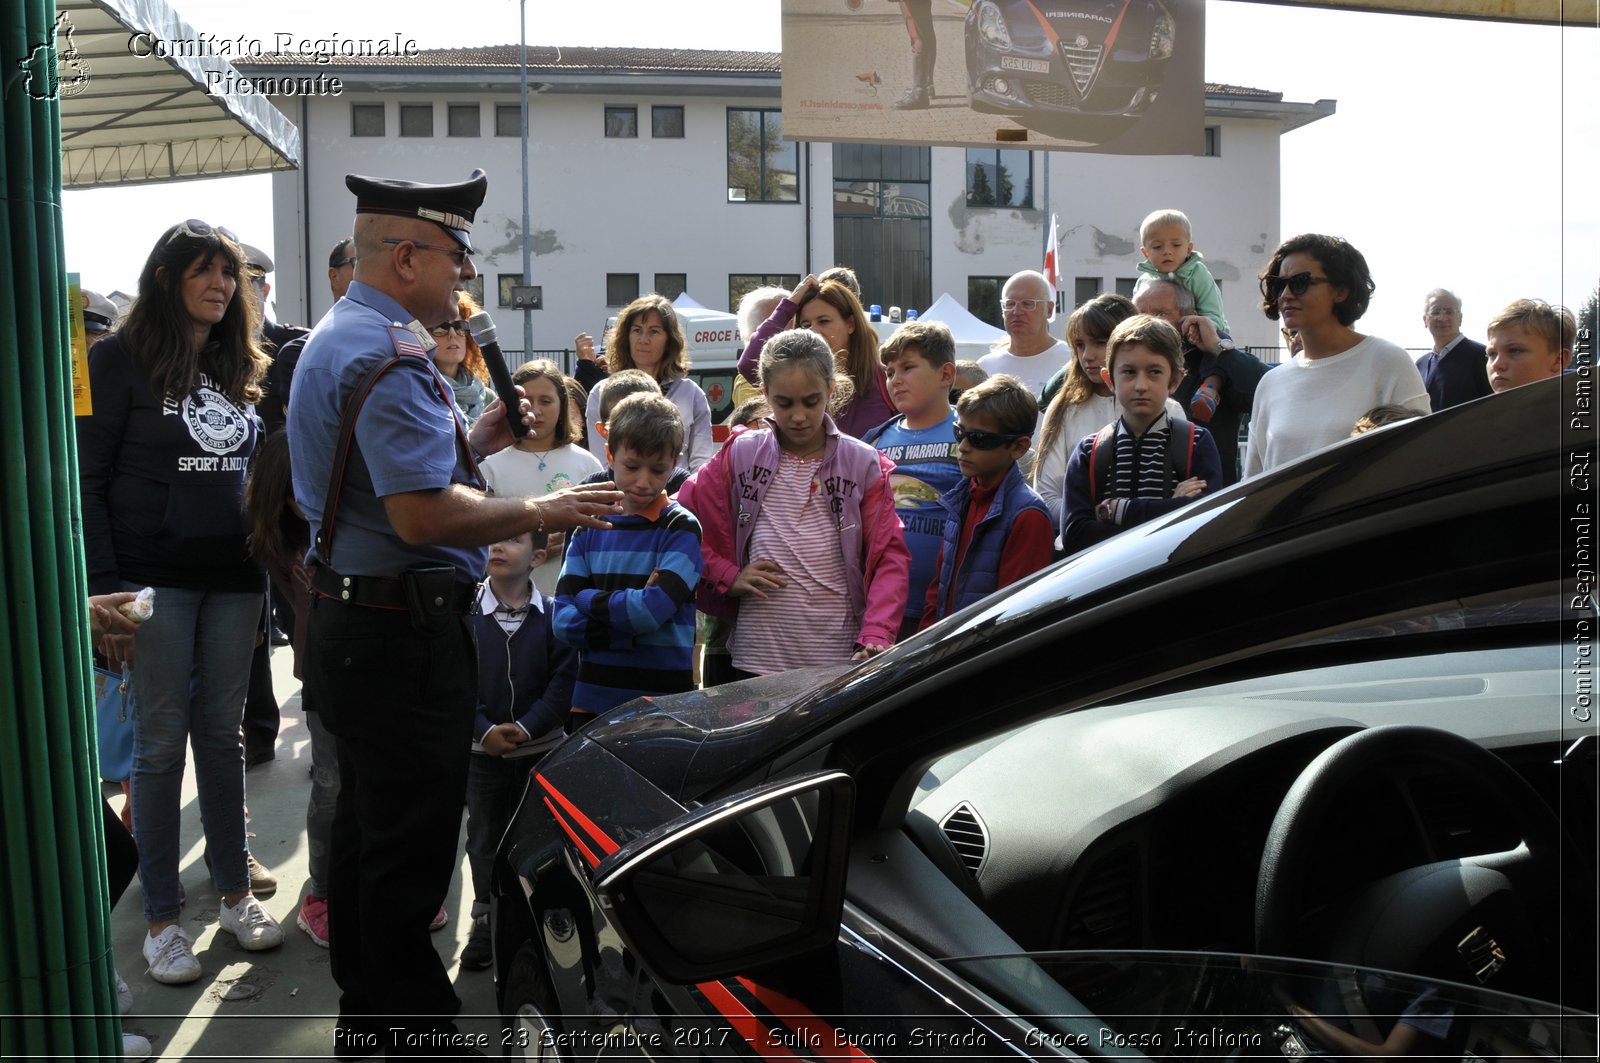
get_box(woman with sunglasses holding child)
[77,219,284,985]
[1242,234,1429,477]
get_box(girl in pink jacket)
[680,330,910,678]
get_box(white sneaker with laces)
[123,1032,153,1061]
[117,970,133,1014]
[142,926,201,984]
[219,894,284,951]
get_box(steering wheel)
[1255,725,1563,999]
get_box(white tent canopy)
[916,292,1007,358]
[55,0,299,188]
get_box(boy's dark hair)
[1106,315,1184,376]
[512,359,577,444]
[1351,404,1423,435]
[598,368,663,421]
[1259,233,1374,326]
[728,394,770,428]
[956,373,1037,438]
[607,392,684,460]
[879,319,956,368]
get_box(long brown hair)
[512,359,579,444]
[118,222,268,405]
[245,428,305,568]
[1033,293,1137,480]
[798,279,881,405]
[604,294,688,381]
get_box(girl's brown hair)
[512,359,579,444]
[1034,293,1138,478]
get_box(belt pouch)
[400,566,458,636]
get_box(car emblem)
[1457,925,1506,984]
[1076,34,1090,48]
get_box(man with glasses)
[978,270,1072,402]
[1417,289,1491,411]
[287,169,621,1060]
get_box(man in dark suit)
[1417,288,1491,411]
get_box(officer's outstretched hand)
[469,391,526,458]
[538,482,624,532]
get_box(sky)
[61,0,1598,350]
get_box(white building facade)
[243,47,1332,355]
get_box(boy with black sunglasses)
[917,374,1054,631]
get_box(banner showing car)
[781,0,1204,154]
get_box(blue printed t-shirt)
[867,411,962,620]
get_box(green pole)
[1,0,120,1058]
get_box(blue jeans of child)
[127,584,260,923]
[465,752,535,915]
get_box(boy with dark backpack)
[1062,315,1221,555]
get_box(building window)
[1074,277,1102,309]
[495,104,521,137]
[967,276,1009,329]
[964,149,1033,208]
[607,273,640,306]
[498,274,523,309]
[1115,277,1138,299]
[604,106,638,138]
[833,143,931,314]
[351,104,384,137]
[1203,125,1220,157]
[727,109,798,203]
[399,104,433,137]
[654,273,688,301]
[728,273,802,314]
[652,105,684,138]
[447,104,480,137]
[462,277,485,311]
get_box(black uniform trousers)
[304,593,476,1057]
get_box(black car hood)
[579,665,855,803]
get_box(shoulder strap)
[1089,423,1117,502]
[1166,416,1197,480]
[315,354,406,568]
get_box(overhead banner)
[781,0,1205,154]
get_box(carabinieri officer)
[287,169,621,1058]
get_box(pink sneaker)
[297,894,330,948]
[429,906,447,931]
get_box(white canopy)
[916,292,1007,357]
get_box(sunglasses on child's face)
[953,424,1025,450]
[1261,272,1332,302]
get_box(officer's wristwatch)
[1215,337,1236,353]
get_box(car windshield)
[941,951,1596,1060]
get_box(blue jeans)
[127,584,261,923]
[465,752,535,914]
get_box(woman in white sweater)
[1244,235,1430,478]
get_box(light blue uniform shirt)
[287,280,486,580]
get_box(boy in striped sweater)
[553,393,703,726]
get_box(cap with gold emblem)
[345,169,487,252]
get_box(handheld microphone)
[467,311,528,438]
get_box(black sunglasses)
[382,237,475,266]
[430,320,468,336]
[953,424,1025,450]
[1261,271,1331,301]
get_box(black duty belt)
[311,565,477,616]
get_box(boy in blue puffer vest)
[919,374,1055,630]
[461,529,577,970]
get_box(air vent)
[940,803,989,879]
[1061,846,1140,950]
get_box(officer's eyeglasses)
[382,238,475,266]
[1000,298,1045,312]
[953,424,1025,450]
[430,320,468,337]
[1261,272,1331,302]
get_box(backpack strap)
[1089,422,1117,503]
[1164,416,1198,494]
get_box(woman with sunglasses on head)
[77,219,284,985]
[428,291,490,426]
[1243,235,1429,478]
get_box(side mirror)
[595,771,854,985]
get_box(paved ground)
[108,645,501,1060]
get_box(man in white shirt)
[978,270,1073,400]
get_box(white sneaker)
[219,894,284,951]
[142,926,201,984]
[116,970,133,1014]
[123,1032,152,1061]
